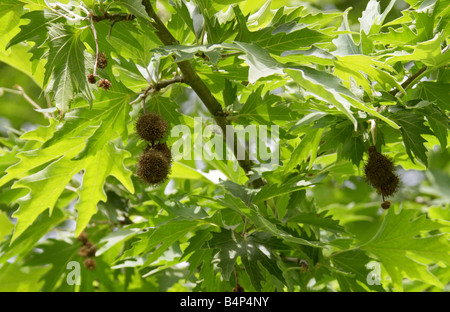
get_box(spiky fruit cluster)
[87,73,96,84]
[77,231,97,270]
[137,148,171,185]
[96,52,108,69]
[144,142,172,163]
[135,113,168,143]
[135,112,172,185]
[364,146,399,209]
[98,78,111,90]
[83,258,96,270]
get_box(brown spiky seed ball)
[83,258,96,270]
[98,79,111,90]
[381,201,391,210]
[137,149,171,185]
[87,73,96,84]
[364,146,399,198]
[144,142,172,163]
[78,245,89,257]
[96,52,108,69]
[135,112,168,143]
[77,231,88,244]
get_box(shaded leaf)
[207,229,285,291]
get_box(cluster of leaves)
[0,0,449,292]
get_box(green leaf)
[332,13,361,56]
[6,10,63,60]
[120,219,201,266]
[0,212,14,242]
[284,128,323,172]
[238,85,291,124]
[391,111,434,165]
[333,54,403,96]
[44,23,93,113]
[115,0,153,21]
[25,238,80,291]
[286,67,400,130]
[418,81,450,111]
[0,263,49,291]
[74,142,135,236]
[287,211,345,232]
[420,106,449,148]
[207,229,285,291]
[234,6,333,55]
[0,208,66,263]
[331,249,385,292]
[235,42,284,84]
[362,208,450,290]
[215,194,323,247]
[385,34,449,68]
[0,125,96,188]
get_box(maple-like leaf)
[6,10,63,60]
[391,111,434,166]
[44,23,94,113]
[8,140,134,242]
[361,208,450,290]
[206,229,286,291]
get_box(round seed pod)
[78,245,89,257]
[144,142,172,163]
[365,146,396,188]
[98,79,111,90]
[136,148,171,185]
[83,258,96,270]
[135,112,168,143]
[364,146,399,204]
[87,73,96,84]
[381,201,391,210]
[96,52,108,69]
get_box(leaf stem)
[2,85,51,119]
[89,15,100,77]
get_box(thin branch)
[12,85,51,119]
[389,65,427,97]
[141,0,261,186]
[389,45,449,97]
[91,12,135,23]
[152,75,185,92]
[89,15,100,77]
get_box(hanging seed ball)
[381,200,391,210]
[83,258,96,270]
[78,245,89,257]
[135,112,168,143]
[77,231,88,244]
[144,142,172,163]
[87,73,96,84]
[232,284,245,292]
[98,79,111,90]
[364,146,399,206]
[137,148,171,185]
[96,52,108,69]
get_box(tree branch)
[389,45,449,97]
[141,0,260,183]
[91,12,135,23]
